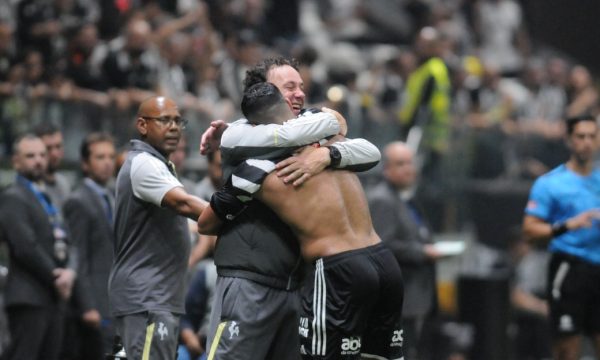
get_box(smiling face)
[136,96,182,156]
[266,65,305,116]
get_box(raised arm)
[221,111,340,150]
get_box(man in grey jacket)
[109,96,207,360]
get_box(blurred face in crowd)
[383,142,417,190]
[137,96,183,156]
[207,150,223,189]
[266,65,305,116]
[0,22,13,54]
[40,131,65,173]
[568,120,598,165]
[13,137,48,182]
[76,24,99,55]
[569,65,592,91]
[84,141,116,186]
[126,19,151,56]
[169,136,188,169]
[25,51,44,83]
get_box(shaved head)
[383,141,417,190]
[136,96,182,156]
[137,96,178,117]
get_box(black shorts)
[547,252,600,338]
[299,243,404,359]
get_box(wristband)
[210,190,247,221]
[327,145,342,168]
[551,222,568,237]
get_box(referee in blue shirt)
[523,114,600,359]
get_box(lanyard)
[17,175,68,264]
[17,175,58,221]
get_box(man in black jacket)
[0,134,76,360]
[64,132,117,359]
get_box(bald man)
[109,96,207,360]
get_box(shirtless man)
[200,82,404,359]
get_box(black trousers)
[2,304,65,360]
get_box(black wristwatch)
[327,145,342,168]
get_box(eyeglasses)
[142,116,188,129]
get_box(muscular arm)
[162,187,208,221]
[276,137,381,186]
[197,206,222,236]
[221,111,340,150]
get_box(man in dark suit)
[63,132,117,360]
[368,141,441,360]
[0,134,76,360]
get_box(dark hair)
[243,56,299,91]
[566,114,596,135]
[241,82,286,125]
[80,132,115,161]
[33,122,60,137]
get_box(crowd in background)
[0,0,599,359]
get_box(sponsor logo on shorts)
[299,317,309,338]
[228,321,239,339]
[391,329,404,347]
[341,337,361,355]
[157,322,168,341]
[559,315,574,332]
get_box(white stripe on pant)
[312,259,327,356]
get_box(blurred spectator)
[0,21,16,87]
[399,26,451,231]
[509,228,551,360]
[16,0,97,65]
[218,29,263,106]
[63,132,117,360]
[0,134,76,360]
[169,136,196,192]
[102,18,160,108]
[34,122,72,209]
[368,141,441,360]
[189,149,221,269]
[474,0,529,76]
[178,150,220,360]
[178,256,217,360]
[66,23,109,92]
[566,65,599,118]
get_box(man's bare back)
[257,168,381,261]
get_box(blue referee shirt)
[525,164,600,265]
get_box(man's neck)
[18,174,44,188]
[85,177,108,188]
[566,158,593,176]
